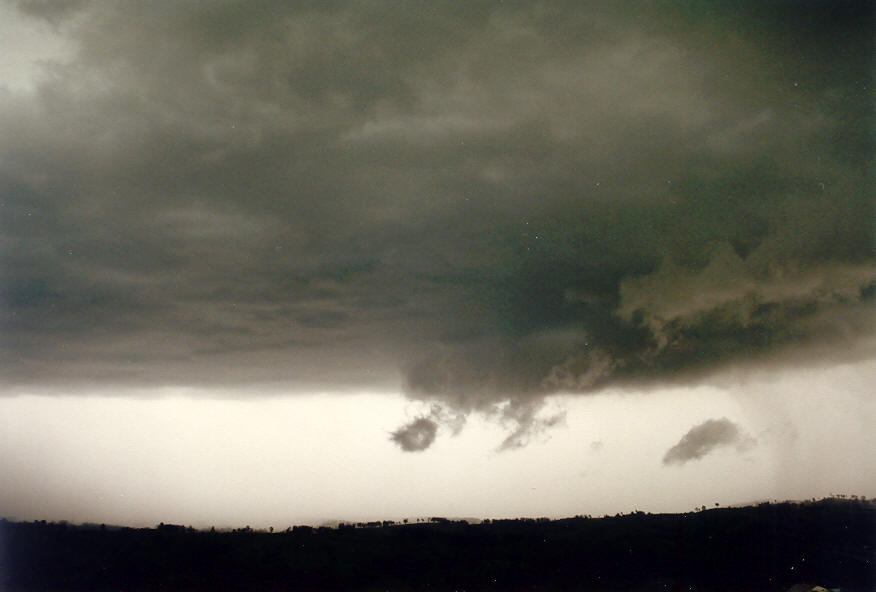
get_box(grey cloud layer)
[1,2,872,446]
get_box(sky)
[0,0,874,528]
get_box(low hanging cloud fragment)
[663,418,756,466]
[389,417,438,452]
[495,400,566,451]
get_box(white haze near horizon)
[1,361,873,530]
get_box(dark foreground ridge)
[2,498,873,591]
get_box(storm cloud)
[663,418,756,465]
[1,1,873,448]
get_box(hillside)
[2,498,873,591]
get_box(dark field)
[2,498,873,591]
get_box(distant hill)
[2,498,873,591]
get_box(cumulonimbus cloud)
[1,1,872,451]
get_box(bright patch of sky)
[0,4,73,92]
[2,360,872,528]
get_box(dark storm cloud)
[663,418,756,465]
[1,1,873,447]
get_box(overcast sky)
[0,0,873,527]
